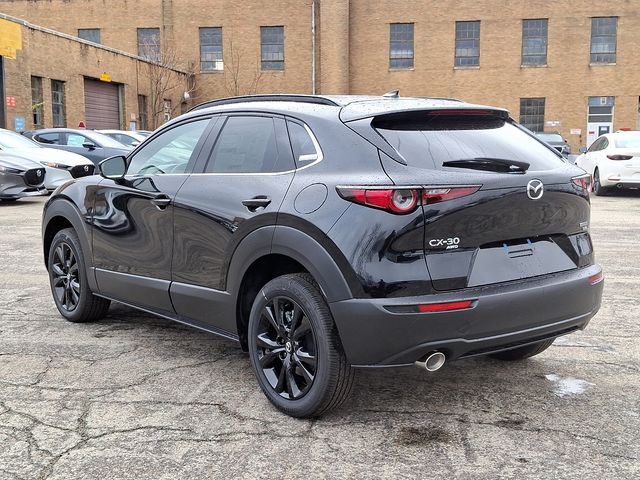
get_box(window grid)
[51,80,66,128]
[455,21,480,66]
[200,27,223,72]
[137,28,161,62]
[78,28,101,44]
[389,23,414,69]
[31,76,43,129]
[519,98,545,132]
[261,26,284,71]
[522,19,548,65]
[590,17,617,63]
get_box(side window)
[66,133,89,146]
[127,119,210,175]
[587,138,602,153]
[287,120,321,164]
[206,116,286,173]
[35,133,61,145]
[600,138,609,150]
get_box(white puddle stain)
[545,374,595,397]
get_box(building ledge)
[453,66,480,70]
[389,67,415,72]
[521,64,548,68]
[589,62,617,67]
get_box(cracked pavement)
[1,194,638,479]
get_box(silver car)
[0,153,47,201]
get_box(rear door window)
[206,116,291,173]
[375,112,564,171]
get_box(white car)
[575,131,640,196]
[0,129,95,191]
[98,130,148,147]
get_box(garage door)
[84,79,120,129]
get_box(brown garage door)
[84,79,120,129]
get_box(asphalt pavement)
[0,192,638,479]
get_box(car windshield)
[615,135,640,148]
[537,133,563,142]
[85,132,130,148]
[0,131,42,149]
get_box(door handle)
[151,195,171,210]
[242,196,271,211]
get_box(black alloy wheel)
[248,273,355,417]
[51,241,81,312]
[48,228,110,322]
[255,296,317,400]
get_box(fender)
[42,196,99,292]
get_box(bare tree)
[224,34,263,97]
[142,37,195,129]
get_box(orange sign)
[5,96,16,108]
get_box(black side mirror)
[82,142,97,151]
[99,155,127,180]
[579,147,588,154]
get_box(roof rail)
[188,94,340,112]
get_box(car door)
[170,113,296,334]
[63,132,106,164]
[92,116,216,314]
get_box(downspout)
[311,0,316,94]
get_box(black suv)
[42,95,603,417]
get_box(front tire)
[489,339,555,361]
[47,228,110,323]
[248,273,354,418]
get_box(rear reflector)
[607,154,633,161]
[588,271,604,285]
[418,300,475,312]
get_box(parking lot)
[0,193,638,479]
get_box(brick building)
[1,0,639,149]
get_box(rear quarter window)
[375,112,564,171]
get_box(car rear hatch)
[345,104,593,291]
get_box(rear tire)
[489,339,555,361]
[592,169,610,196]
[47,228,110,323]
[248,273,355,418]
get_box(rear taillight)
[571,174,592,191]
[336,186,480,214]
[606,154,633,161]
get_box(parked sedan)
[535,132,571,157]
[23,129,132,165]
[0,129,94,191]
[0,153,47,201]
[576,131,640,195]
[99,130,148,147]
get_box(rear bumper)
[329,264,603,367]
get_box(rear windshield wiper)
[442,157,530,173]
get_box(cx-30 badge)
[527,179,544,200]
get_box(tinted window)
[375,113,564,171]
[127,119,209,175]
[207,116,284,173]
[287,121,319,163]
[66,133,89,146]
[35,133,61,145]
[587,138,602,152]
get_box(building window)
[78,28,101,44]
[137,28,161,62]
[519,98,545,132]
[389,23,414,69]
[31,76,44,129]
[138,95,148,130]
[200,27,223,72]
[455,21,480,67]
[590,17,617,63]
[261,26,284,70]
[522,19,547,65]
[51,80,66,128]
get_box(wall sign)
[14,117,25,132]
[570,128,582,135]
[6,96,16,108]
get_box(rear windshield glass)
[614,136,640,148]
[375,113,564,171]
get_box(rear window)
[614,135,640,148]
[375,112,564,171]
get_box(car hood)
[9,147,93,166]
[0,153,43,170]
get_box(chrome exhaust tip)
[414,351,446,372]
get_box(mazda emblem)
[37,170,42,177]
[84,165,89,172]
[527,179,544,200]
